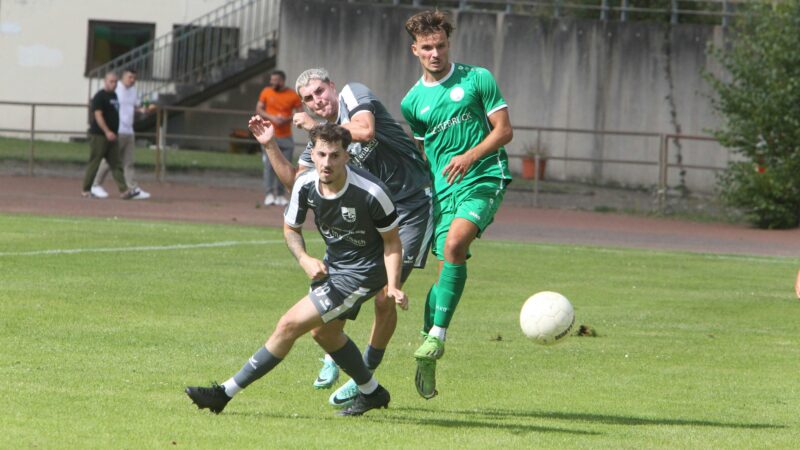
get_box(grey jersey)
[299,82,430,202]
[285,166,399,281]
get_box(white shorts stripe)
[320,286,371,323]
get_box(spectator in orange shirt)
[256,70,303,206]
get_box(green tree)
[707,0,800,229]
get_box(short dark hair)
[270,69,286,80]
[309,123,352,150]
[405,10,454,41]
[122,68,137,75]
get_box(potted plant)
[521,144,547,180]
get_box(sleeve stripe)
[341,85,359,112]
[486,104,508,117]
[284,218,302,228]
[350,108,371,119]
[349,172,395,216]
[376,215,400,233]
[283,171,316,224]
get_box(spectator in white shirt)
[91,68,154,199]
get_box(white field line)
[482,240,799,265]
[0,239,302,257]
[4,238,795,265]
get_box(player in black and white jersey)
[257,68,433,407]
[186,123,407,417]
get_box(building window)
[86,20,155,76]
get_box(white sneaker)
[264,193,276,206]
[275,195,288,206]
[90,185,109,199]
[131,189,151,200]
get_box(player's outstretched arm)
[292,112,318,132]
[340,111,375,143]
[249,115,298,191]
[283,223,327,281]
[442,108,513,184]
[380,227,407,310]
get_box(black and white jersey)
[285,166,399,280]
[298,82,430,202]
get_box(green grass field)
[1,214,798,449]
[0,136,264,174]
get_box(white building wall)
[0,0,230,134]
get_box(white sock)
[357,377,379,395]
[222,378,242,398]
[429,325,447,341]
[323,354,334,362]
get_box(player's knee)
[374,292,397,316]
[310,324,336,341]
[274,315,304,340]
[309,327,324,343]
[311,326,344,349]
[443,239,468,263]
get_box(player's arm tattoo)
[284,225,307,262]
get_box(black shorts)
[309,274,384,323]
[396,187,434,281]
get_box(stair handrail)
[87,0,279,104]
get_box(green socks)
[424,284,438,332]
[432,261,467,328]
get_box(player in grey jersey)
[186,123,407,417]
[253,68,433,408]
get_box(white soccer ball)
[520,291,575,345]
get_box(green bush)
[707,0,800,229]
[718,161,800,229]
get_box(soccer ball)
[519,291,575,345]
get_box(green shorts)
[432,177,506,260]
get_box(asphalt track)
[2,173,799,258]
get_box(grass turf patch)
[1,214,798,448]
[0,136,264,174]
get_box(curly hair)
[309,123,352,150]
[404,9,454,41]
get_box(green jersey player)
[401,10,513,399]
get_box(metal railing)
[370,0,758,25]
[508,125,729,208]
[87,0,280,106]
[1,100,730,212]
[150,105,257,181]
[0,101,102,176]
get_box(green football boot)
[415,359,438,399]
[413,333,445,361]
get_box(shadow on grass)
[225,410,600,436]
[370,413,600,435]
[398,407,785,430]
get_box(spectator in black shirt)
[82,71,142,199]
